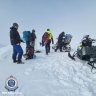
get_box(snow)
[0,44,96,96]
[0,44,5,48]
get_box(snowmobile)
[68,35,96,71]
[52,34,72,52]
[52,41,71,52]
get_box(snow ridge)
[0,44,96,96]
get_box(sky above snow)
[0,0,96,46]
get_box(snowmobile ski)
[68,52,75,60]
[88,61,96,71]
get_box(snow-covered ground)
[0,44,96,96]
[0,44,5,48]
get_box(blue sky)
[0,0,96,46]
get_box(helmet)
[47,28,50,31]
[62,31,65,36]
[13,23,19,29]
[32,29,35,32]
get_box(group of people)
[10,23,36,64]
[10,22,72,64]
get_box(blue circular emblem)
[8,79,15,87]
[5,75,18,91]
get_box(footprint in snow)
[24,68,33,76]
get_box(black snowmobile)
[68,35,96,71]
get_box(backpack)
[64,34,72,44]
[23,31,31,42]
[42,32,49,45]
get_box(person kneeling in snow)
[23,42,35,60]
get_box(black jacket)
[58,32,65,44]
[30,32,36,41]
[10,27,21,45]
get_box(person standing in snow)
[23,31,31,53]
[55,32,65,52]
[30,29,37,50]
[46,28,54,52]
[10,23,24,64]
[42,32,50,55]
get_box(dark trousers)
[48,40,51,52]
[55,42,63,52]
[26,41,30,53]
[12,45,23,62]
[45,43,50,55]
